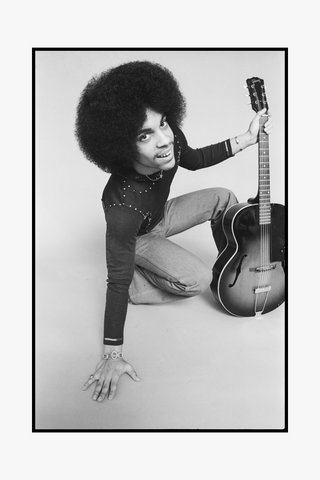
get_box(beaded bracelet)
[102,351,123,360]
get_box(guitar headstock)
[246,77,269,113]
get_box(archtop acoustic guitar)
[211,77,285,316]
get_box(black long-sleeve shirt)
[101,126,233,345]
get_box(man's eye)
[160,119,168,128]
[139,133,150,142]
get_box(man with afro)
[76,60,272,402]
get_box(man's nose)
[156,130,171,147]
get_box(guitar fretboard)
[258,116,271,225]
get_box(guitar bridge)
[254,286,271,294]
[250,264,276,272]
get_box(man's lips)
[156,146,173,159]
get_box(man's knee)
[215,187,237,207]
[227,189,238,207]
[210,188,237,225]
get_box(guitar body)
[211,202,285,317]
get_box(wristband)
[102,351,123,360]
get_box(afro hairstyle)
[75,60,187,174]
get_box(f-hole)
[229,254,247,288]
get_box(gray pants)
[128,188,237,304]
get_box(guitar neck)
[258,115,271,225]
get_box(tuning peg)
[243,85,249,89]
[247,101,252,105]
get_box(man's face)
[133,109,175,175]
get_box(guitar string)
[252,83,270,312]
[259,123,263,296]
[259,125,266,287]
[259,123,269,301]
[259,124,270,302]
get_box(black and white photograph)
[3,0,319,477]
[35,48,286,431]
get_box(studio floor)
[35,224,285,431]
